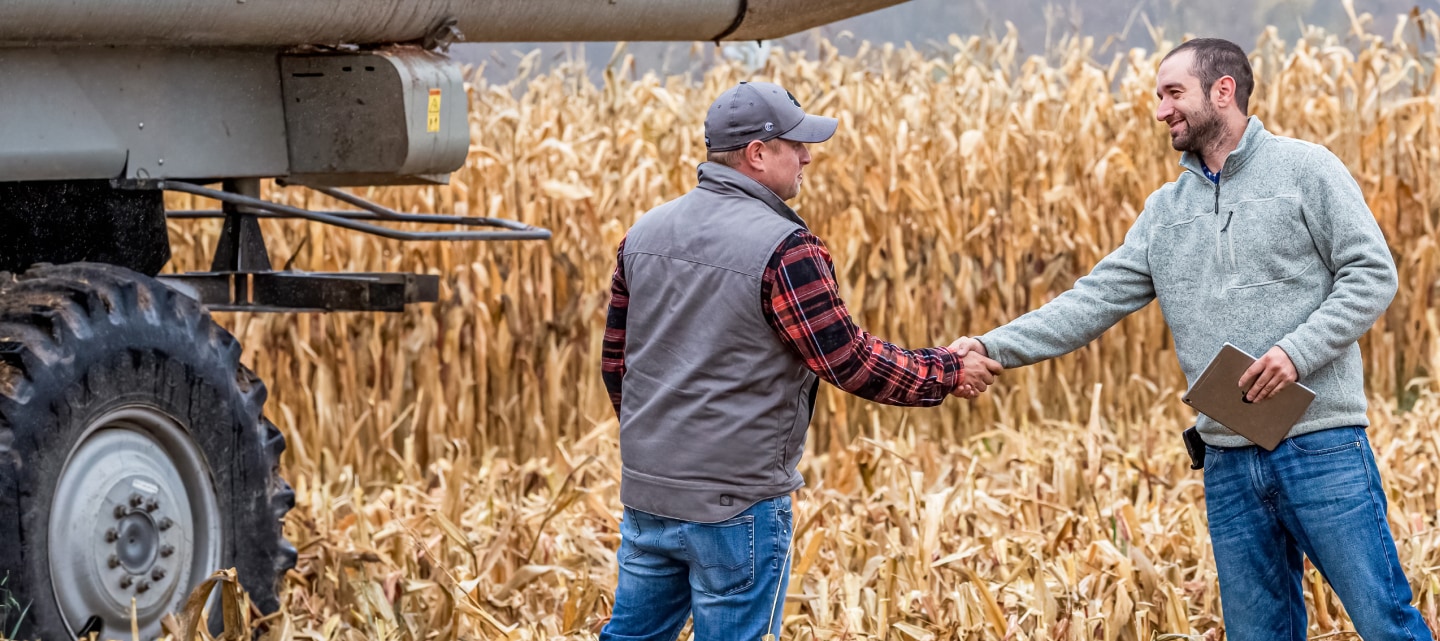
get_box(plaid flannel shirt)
[602,229,962,415]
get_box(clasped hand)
[947,337,1002,399]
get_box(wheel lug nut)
[129,493,144,507]
[144,498,158,512]
[119,576,132,589]
[135,579,150,593]
[158,517,173,531]
[104,528,118,543]
[151,568,165,581]
[107,555,121,569]
[160,545,174,558]
[114,505,128,519]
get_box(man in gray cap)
[598,81,1001,640]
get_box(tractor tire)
[0,263,295,640]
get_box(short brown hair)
[706,147,747,168]
[706,139,784,169]
[1163,38,1255,114]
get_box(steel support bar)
[159,271,439,312]
[301,183,540,233]
[160,180,551,241]
[165,209,540,230]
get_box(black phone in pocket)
[1183,426,1205,470]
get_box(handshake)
[947,337,1002,400]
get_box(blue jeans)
[601,495,793,641]
[1204,426,1432,640]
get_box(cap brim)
[779,114,838,144]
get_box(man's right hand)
[950,337,988,359]
[948,337,1001,398]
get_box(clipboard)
[1182,343,1315,451]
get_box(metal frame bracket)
[150,179,548,312]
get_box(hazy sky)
[454,0,1434,79]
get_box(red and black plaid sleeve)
[762,230,963,406]
[601,238,628,418]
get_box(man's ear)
[742,139,767,170]
[1212,75,1236,109]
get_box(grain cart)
[0,1,906,638]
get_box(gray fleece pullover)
[979,117,1397,446]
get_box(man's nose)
[1156,98,1172,122]
[798,145,811,165]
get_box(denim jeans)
[600,495,793,641]
[1204,426,1432,640]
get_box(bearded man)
[958,38,1431,640]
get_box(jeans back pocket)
[682,515,755,596]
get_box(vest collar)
[696,162,809,229]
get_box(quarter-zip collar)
[1179,115,1268,180]
[695,162,809,230]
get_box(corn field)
[158,10,1440,640]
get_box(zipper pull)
[1219,210,1234,232]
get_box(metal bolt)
[119,576,132,589]
[138,122,144,130]
[157,158,164,166]
[129,493,144,507]
[135,579,150,593]
[159,545,174,558]
[151,568,166,581]
[158,517,173,531]
[144,498,158,512]
[107,555,121,569]
[114,505,128,519]
[105,528,118,543]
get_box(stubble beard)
[775,175,801,201]
[1171,99,1225,156]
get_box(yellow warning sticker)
[426,88,441,133]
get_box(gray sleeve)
[1275,148,1397,378]
[978,211,1157,368]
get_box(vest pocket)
[682,515,756,596]
[778,380,816,474]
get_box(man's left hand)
[1238,346,1298,402]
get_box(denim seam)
[1286,555,1306,641]
[775,501,792,570]
[1248,448,1275,513]
[748,518,757,594]
[622,510,647,562]
[1357,439,1420,641]
[676,518,686,565]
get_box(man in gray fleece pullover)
[966,39,1430,639]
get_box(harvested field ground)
[158,10,1440,640]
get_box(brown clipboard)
[1182,343,1315,451]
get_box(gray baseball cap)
[704,81,838,152]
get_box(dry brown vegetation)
[160,9,1440,640]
